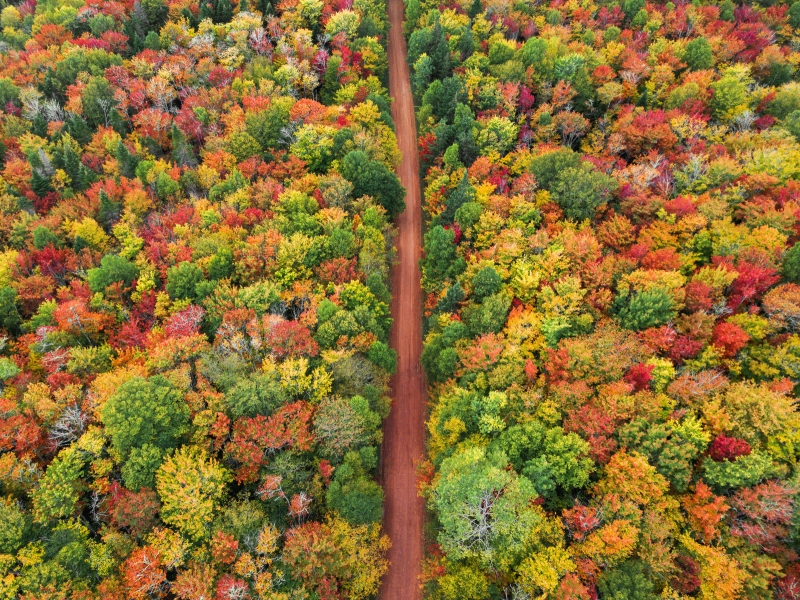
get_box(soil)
[379,0,427,597]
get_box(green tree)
[551,164,617,221]
[615,288,676,331]
[87,254,139,294]
[166,261,204,301]
[471,266,502,301]
[0,497,29,554]
[245,100,292,150]
[702,452,775,491]
[122,443,164,491]
[437,282,466,314]
[0,358,20,389]
[116,141,140,178]
[435,564,489,600]
[452,103,478,166]
[171,125,197,167]
[412,53,433,99]
[224,373,287,418]
[710,72,748,122]
[208,247,235,280]
[340,150,406,217]
[321,55,343,104]
[433,445,550,569]
[618,418,706,492]
[462,292,512,335]
[598,560,658,600]
[422,77,466,123]
[784,241,800,282]
[519,37,547,69]
[683,37,714,71]
[422,320,468,383]
[622,0,644,20]
[326,449,383,525]
[429,19,452,80]
[422,225,458,283]
[495,422,594,499]
[476,116,519,156]
[0,77,20,108]
[290,124,336,173]
[229,130,263,161]
[0,287,22,334]
[100,375,190,460]
[405,0,420,33]
[790,1,800,28]
[367,340,397,374]
[81,77,118,128]
[32,447,85,523]
[143,30,161,50]
[32,226,60,250]
[442,172,475,224]
[720,0,735,20]
[141,0,169,31]
[529,149,582,190]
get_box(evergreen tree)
[0,287,22,334]
[790,2,800,29]
[29,150,53,197]
[430,20,452,80]
[437,282,465,314]
[215,0,233,23]
[116,141,140,178]
[171,125,197,167]
[31,112,48,137]
[98,190,122,227]
[468,0,482,18]
[64,114,92,145]
[442,172,476,224]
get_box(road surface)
[379,0,426,597]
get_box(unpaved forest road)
[379,0,426,596]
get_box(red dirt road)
[379,0,426,597]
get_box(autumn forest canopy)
[2,0,800,596]
[0,0,402,596]
[412,0,800,597]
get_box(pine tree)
[65,114,91,145]
[31,112,48,137]
[181,7,199,28]
[207,0,233,23]
[430,20,452,80]
[116,141,140,179]
[443,172,475,224]
[171,125,197,167]
[199,1,213,21]
[62,144,85,191]
[29,150,53,197]
[468,0,482,19]
[98,190,122,227]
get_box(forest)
[0,0,404,596]
[410,0,800,598]
[4,0,800,596]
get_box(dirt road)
[379,0,426,597]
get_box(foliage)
[100,375,190,460]
[156,447,231,542]
[413,0,800,594]
[0,0,401,591]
